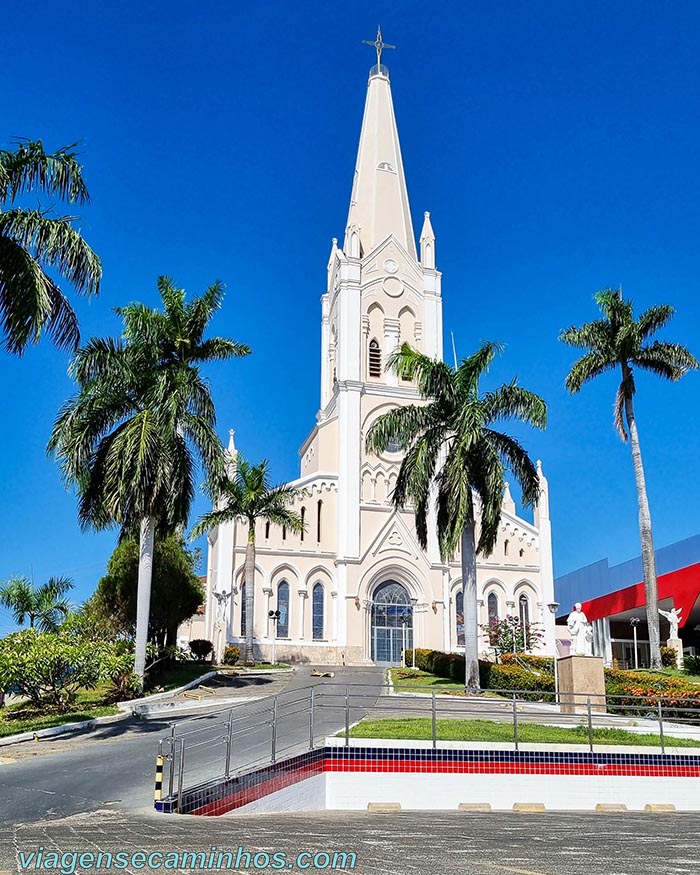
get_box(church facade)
[200,58,556,665]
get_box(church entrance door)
[371,581,413,665]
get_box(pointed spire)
[502,482,515,514]
[344,66,416,259]
[225,429,238,478]
[420,211,435,268]
[535,460,550,523]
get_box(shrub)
[413,649,437,673]
[660,646,678,667]
[501,653,554,673]
[189,639,213,661]
[222,645,240,666]
[604,669,700,719]
[0,628,126,711]
[684,655,700,675]
[448,654,465,684]
[484,663,555,701]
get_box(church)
[199,48,557,665]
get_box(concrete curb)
[0,711,130,748]
[116,666,294,712]
[131,695,264,717]
[0,667,292,748]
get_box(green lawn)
[347,717,700,748]
[389,668,464,692]
[388,668,503,697]
[0,686,119,739]
[145,662,214,693]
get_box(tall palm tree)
[560,289,697,669]
[192,457,305,663]
[0,139,101,353]
[48,277,250,681]
[0,575,73,632]
[366,342,546,693]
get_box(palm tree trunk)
[623,388,662,670]
[461,523,481,693]
[244,529,256,664]
[134,515,155,682]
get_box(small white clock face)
[383,258,399,274]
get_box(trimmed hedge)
[500,653,554,673]
[604,669,700,718]
[405,648,700,715]
[404,648,555,699]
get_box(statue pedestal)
[667,637,684,670]
[558,655,606,714]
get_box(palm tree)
[560,289,697,669]
[48,277,250,681]
[366,342,546,693]
[0,139,101,353]
[0,575,73,632]
[192,457,305,663]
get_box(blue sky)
[1,0,699,630]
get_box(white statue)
[659,607,682,640]
[213,589,231,625]
[567,602,592,656]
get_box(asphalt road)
[0,666,383,827]
[1,809,699,874]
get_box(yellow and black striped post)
[154,754,164,804]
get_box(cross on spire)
[363,26,395,70]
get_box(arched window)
[265,521,270,540]
[519,548,524,559]
[504,539,509,557]
[455,590,464,648]
[519,593,530,628]
[240,583,246,637]
[487,592,499,623]
[317,500,322,543]
[312,582,324,640]
[282,525,286,540]
[277,581,289,638]
[300,507,305,542]
[385,436,401,454]
[369,339,382,377]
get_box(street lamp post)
[630,617,640,670]
[547,602,560,706]
[268,609,280,666]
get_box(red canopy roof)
[580,564,700,624]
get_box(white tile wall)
[325,772,700,811]
[234,774,326,814]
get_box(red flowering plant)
[481,614,544,662]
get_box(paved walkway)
[1,809,698,874]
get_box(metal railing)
[155,681,700,812]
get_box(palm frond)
[636,304,675,341]
[0,209,101,296]
[482,383,547,429]
[564,350,617,393]
[386,343,456,404]
[484,430,540,507]
[455,340,504,395]
[633,341,698,381]
[0,139,90,204]
[0,235,80,353]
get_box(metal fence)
[155,681,700,812]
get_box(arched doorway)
[371,580,413,665]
